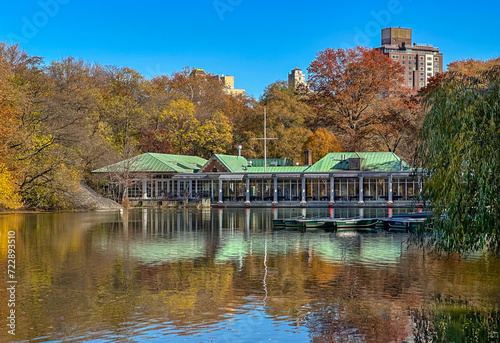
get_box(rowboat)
[333,218,379,231]
[297,219,337,230]
[387,218,425,232]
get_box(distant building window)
[408,56,412,60]
[427,68,432,71]
[420,82,424,86]
[434,62,439,66]
[408,67,412,70]
[420,78,424,81]
[408,82,412,86]
[434,57,439,61]
[434,68,439,72]
[427,72,432,76]
[420,62,424,65]
[420,72,424,76]
[420,67,424,71]
[420,56,424,60]
[409,72,412,75]
[402,61,406,64]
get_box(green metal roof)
[211,154,249,173]
[245,166,309,173]
[248,158,294,167]
[92,153,207,173]
[307,152,410,172]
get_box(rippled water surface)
[1,208,499,342]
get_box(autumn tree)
[103,66,147,157]
[167,67,229,122]
[302,128,342,163]
[257,81,313,162]
[160,99,200,155]
[196,110,233,157]
[307,46,404,151]
[368,90,422,162]
[137,76,181,153]
[0,53,22,209]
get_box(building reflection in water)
[0,208,498,342]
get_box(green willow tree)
[417,61,500,254]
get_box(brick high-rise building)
[375,27,443,91]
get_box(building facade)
[93,152,424,207]
[288,67,307,90]
[219,75,245,96]
[375,27,443,91]
[190,68,245,96]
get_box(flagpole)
[264,106,267,172]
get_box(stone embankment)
[72,182,122,211]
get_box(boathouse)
[92,152,423,207]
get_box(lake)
[0,208,499,342]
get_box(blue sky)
[1,0,499,98]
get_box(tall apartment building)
[375,27,443,91]
[219,75,245,96]
[288,67,307,89]
[190,68,245,96]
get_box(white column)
[218,179,223,203]
[301,176,306,203]
[246,177,250,203]
[142,180,147,199]
[273,176,278,202]
[330,176,335,203]
[359,175,364,203]
[388,175,393,203]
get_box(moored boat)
[332,218,379,231]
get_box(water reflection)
[0,209,499,342]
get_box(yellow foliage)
[303,128,342,163]
[0,163,22,209]
[198,111,233,155]
[161,99,200,154]
[161,98,196,121]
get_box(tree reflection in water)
[0,209,499,342]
